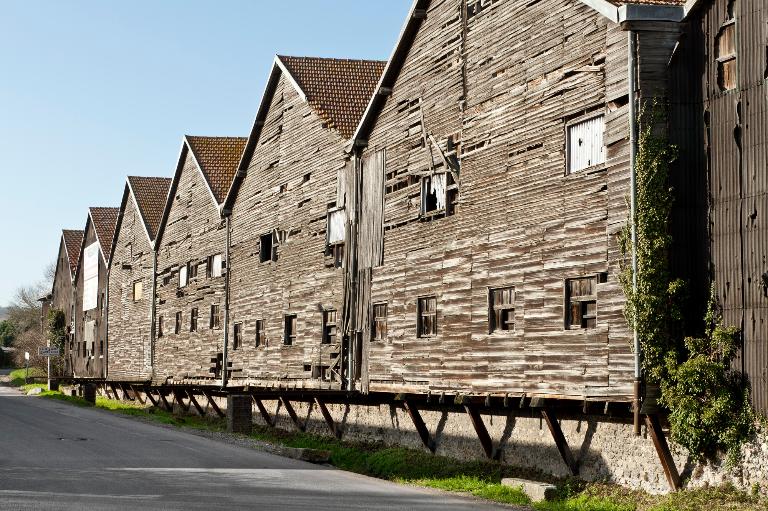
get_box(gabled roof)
[186,136,247,204]
[89,207,120,258]
[223,55,385,211]
[62,229,84,277]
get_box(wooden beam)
[252,396,275,427]
[120,383,135,401]
[202,390,225,418]
[280,397,306,432]
[645,414,681,491]
[173,389,190,412]
[102,384,111,400]
[159,390,173,412]
[110,382,120,400]
[541,409,579,476]
[145,388,159,407]
[464,405,495,459]
[130,385,145,405]
[188,391,206,416]
[314,397,340,439]
[404,401,435,453]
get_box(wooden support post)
[645,414,681,491]
[145,388,159,407]
[252,396,275,427]
[314,397,341,439]
[188,391,205,416]
[120,383,135,401]
[404,400,435,453]
[159,390,173,412]
[102,384,111,399]
[110,383,120,401]
[280,397,306,432]
[541,409,579,476]
[464,405,495,459]
[173,389,190,412]
[202,390,225,418]
[130,385,145,405]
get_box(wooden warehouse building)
[107,176,172,381]
[224,55,385,389]
[153,136,247,384]
[70,207,119,379]
[51,229,84,376]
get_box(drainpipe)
[221,214,231,389]
[149,249,158,382]
[104,265,110,382]
[628,29,642,436]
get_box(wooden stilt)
[404,400,435,452]
[173,389,190,412]
[252,397,275,427]
[130,385,145,405]
[188,392,205,416]
[464,405,495,459]
[541,409,579,476]
[645,414,681,491]
[202,390,225,418]
[280,397,306,432]
[159,390,173,412]
[145,388,159,407]
[102,384,112,399]
[120,383,135,401]
[314,397,340,439]
[110,382,121,401]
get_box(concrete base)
[501,478,557,502]
[227,395,253,434]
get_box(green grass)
[8,367,45,387]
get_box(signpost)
[38,346,60,390]
[24,351,29,384]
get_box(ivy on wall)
[619,104,754,461]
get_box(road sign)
[38,346,60,357]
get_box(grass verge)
[8,367,45,387]
[27,389,768,511]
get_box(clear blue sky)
[0,0,410,306]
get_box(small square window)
[175,311,182,334]
[233,323,243,350]
[373,303,388,341]
[284,314,297,345]
[565,277,597,329]
[322,309,337,345]
[189,262,198,280]
[190,308,198,332]
[567,115,605,173]
[132,280,143,302]
[255,320,265,347]
[210,304,221,329]
[489,286,515,333]
[417,296,437,338]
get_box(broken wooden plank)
[403,400,435,453]
[541,409,579,476]
[314,397,341,439]
[645,414,681,491]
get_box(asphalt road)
[0,383,518,511]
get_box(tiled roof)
[128,176,172,240]
[609,0,685,4]
[186,136,247,204]
[89,207,119,256]
[278,56,386,139]
[62,229,84,276]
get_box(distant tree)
[0,320,15,347]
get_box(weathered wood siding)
[52,238,76,376]
[73,222,107,379]
[108,195,153,381]
[355,0,634,400]
[228,74,349,388]
[154,151,227,383]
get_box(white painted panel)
[568,115,605,173]
[328,208,347,245]
[84,320,96,351]
[82,242,99,311]
[212,254,223,278]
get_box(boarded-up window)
[327,207,346,245]
[175,311,182,334]
[233,323,242,350]
[417,296,437,338]
[421,173,458,217]
[255,320,265,347]
[179,264,188,288]
[716,22,737,91]
[566,277,597,329]
[209,304,220,329]
[82,242,99,311]
[322,310,337,345]
[208,254,223,278]
[84,319,96,353]
[132,281,143,302]
[489,287,515,333]
[567,115,605,173]
[284,314,297,345]
[373,303,388,341]
[190,308,198,332]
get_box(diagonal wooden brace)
[252,397,275,427]
[280,397,306,432]
[403,400,435,453]
[202,390,225,418]
[541,409,579,476]
[145,387,159,407]
[464,405,496,459]
[110,382,120,400]
[130,385,145,405]
[173,389,190,412]
[120,383,135,401]
[314,397,341,439]
[159,390,173,412]
[188,391,205,416]
[645,414,681,491]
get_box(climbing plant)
[46,308,66,376]
[619,103,754,461]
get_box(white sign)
[24,351,29,361]
[82,242,99,311]
[38,346,60,357]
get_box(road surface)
[0,383,518,510]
